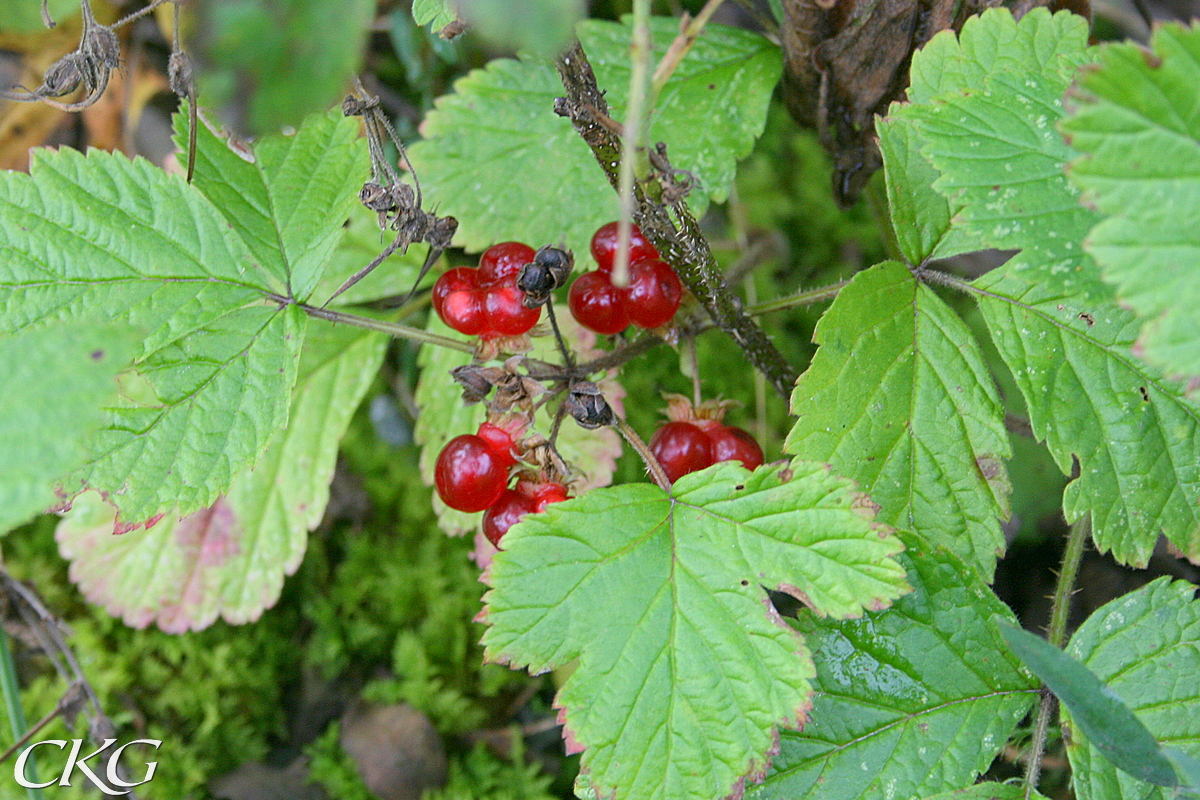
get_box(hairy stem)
[1024,515,1090,796]
[747,280,849,315]
[613,416,672,491]
[290,300,475,354]
[554,41,797,398]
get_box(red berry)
[625,258,682,329]
[649,421,715,483]
[476,422,519,467]
[483,481,569,547]
[529,482,569,511]
[484,283,542,336]
[483,489,536,547]
[568,271,630,335]
[708,425,764,471]
[433,268,487,336]
[477,242,536,286]
[434,435,510,512]
[591,222,658,273]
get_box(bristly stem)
[1024,515,1090,797]
[286,299,475,354]
[554,41,798,399]
[613,0,653,288]
[613,416,672,491]
[747,280,849,315]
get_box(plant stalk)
[289,301,476,354]
[1024,514,1090,797]
[613,0,653,287]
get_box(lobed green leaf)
[55,322,386,631]
[412,0,457,30]
[749,533,1037,800]
[407,18,780,258]
[786,261,1011,578]
[1064,578,1200,799]
[1062,24,1200,383]
[897,7,1200,565]
[482,460,908,800]
[0,146,312,525]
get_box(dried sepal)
[564,380,614,429]
[661,392,739,424]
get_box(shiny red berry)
[649,421,715,483]
[478,242,536,286]
[483,481,569,547]
[591,222,658,273]
[708,425,764,471]
[483,489,536,546]
[435,435,510,512]
[484,283,542,336]
[432,267,486,336]
[625,258,682,329]
[476,422,518,466]
[568,271,630,335]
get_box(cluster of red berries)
[433,242,542,339]
[568,222,683,335]
[648,397,764,483]
[433,421,568,547]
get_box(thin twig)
[544,298,576,370]
[649,0,727,105]
[1024,515,1090,797]
[112,0,174,31]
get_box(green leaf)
[457,0,584,58]
[1061,24,1200,383]
[999,620,1177,789]
[408,18,780,258]
[785,262,1011,578]
[749,533,1037,800]
[192,0,375,136]
[1064,578,1200,799]
[0,324,137,533]
[971,263,1200,566]
[55,322,387,631]
[882,8,1089,266]
[0,146,309,526]
[175,106,368,301]
[898,8,1200,566]
[482,460,908,800]
[414,312,623,537]
[412,0,456,30]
